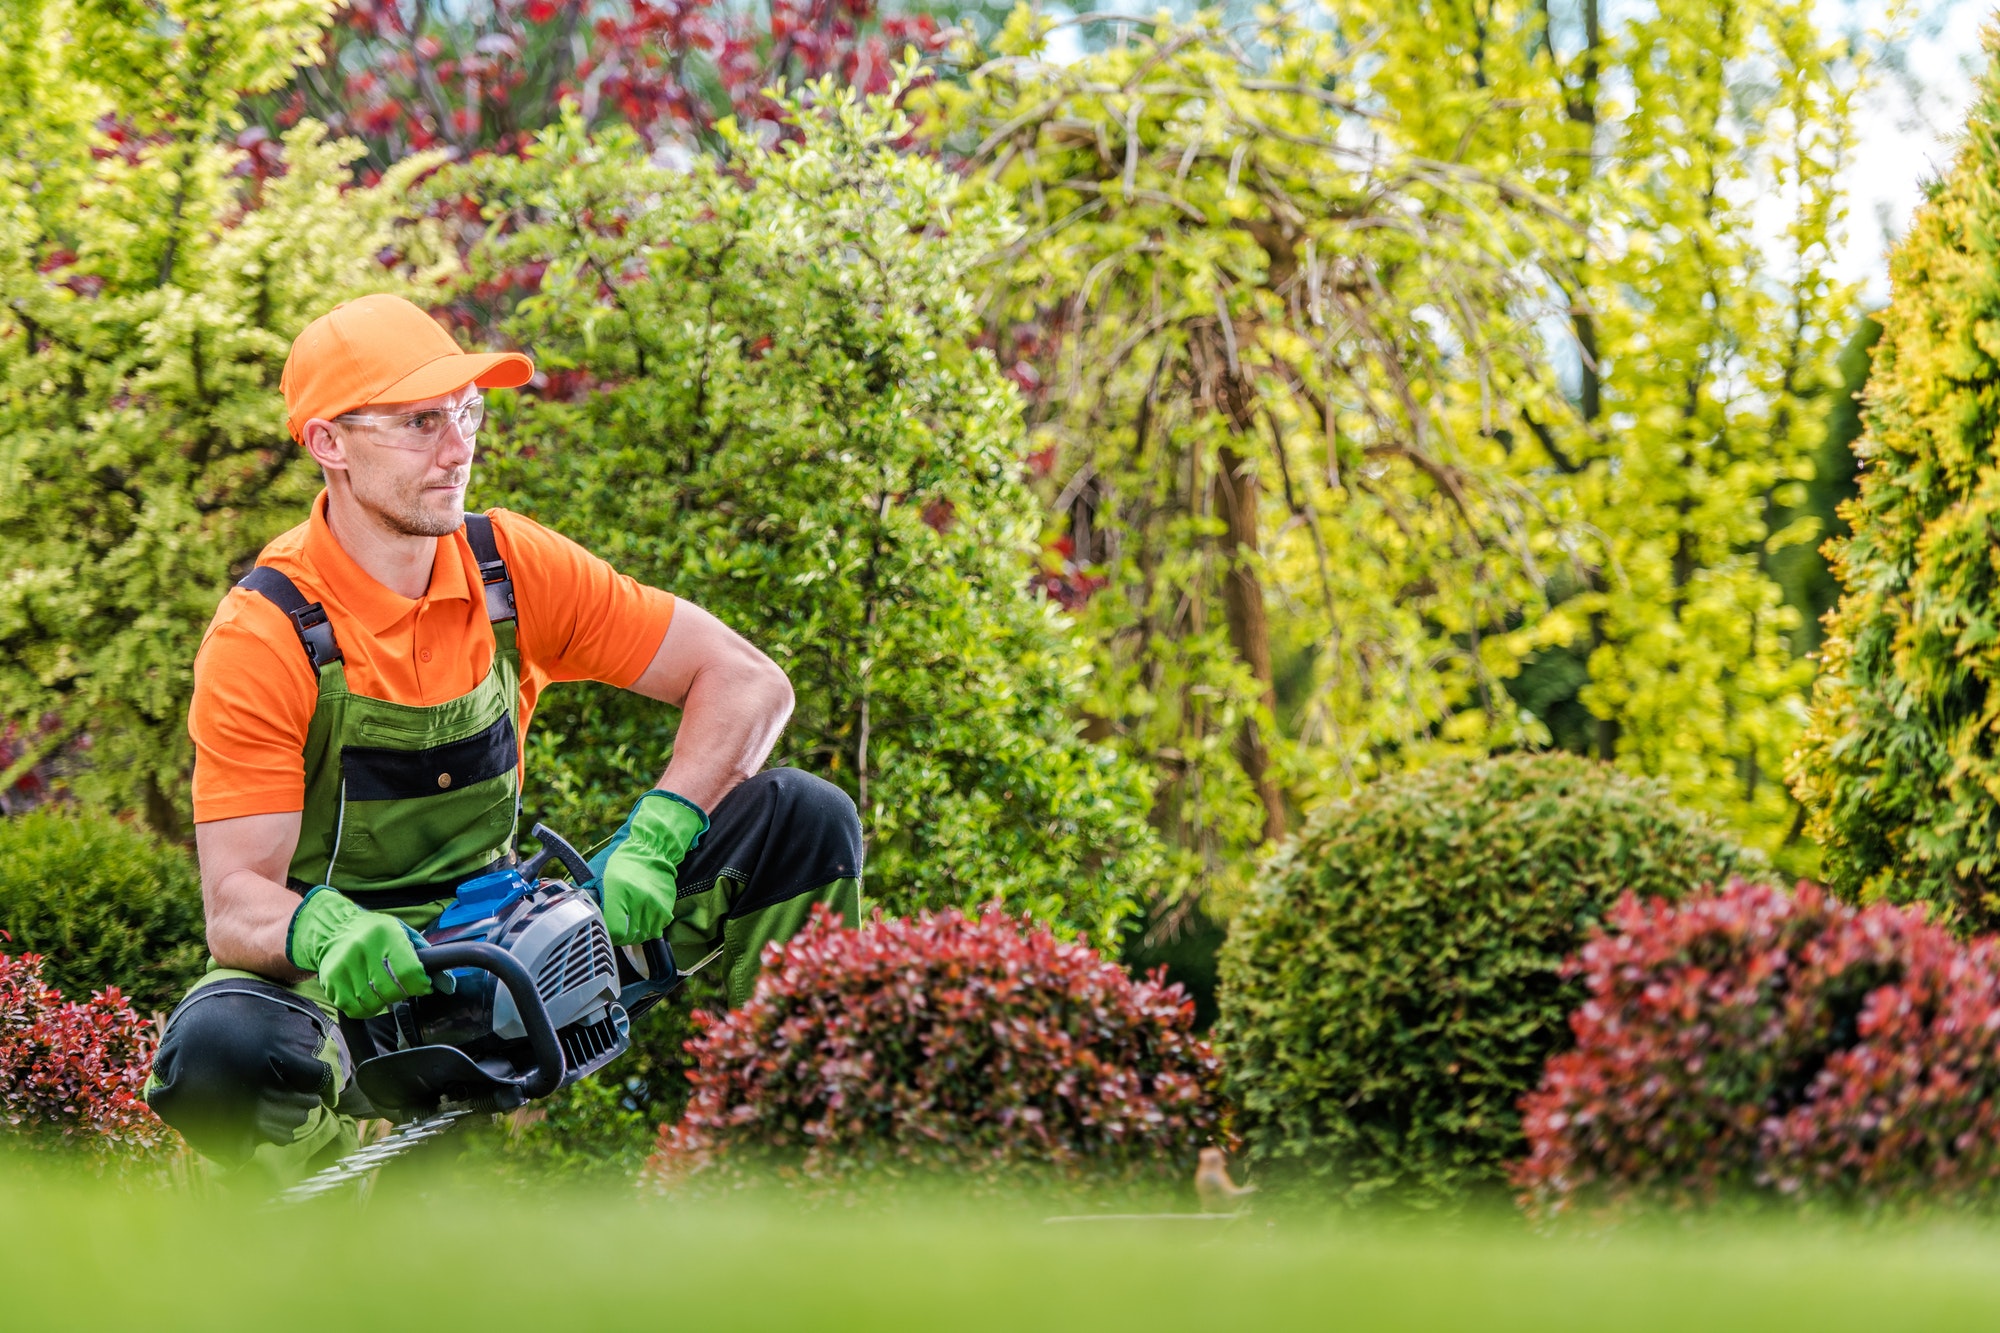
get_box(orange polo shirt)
[189,492,675,823]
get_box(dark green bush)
[0,807,205,1015]
[1214,753,1744,1209]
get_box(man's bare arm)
[195,811,308,979]
[625,598,794,812]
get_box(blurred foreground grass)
[9,1170,2000,1331]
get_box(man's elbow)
[758,652,796,725]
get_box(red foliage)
[1033,532,1107,610]
[0,716,60,815]
[0,940,170,1158]
[645,905,1224,1189]
[267,0,952,171]
[1515,879,2000,1218]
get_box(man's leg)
[144,969,362,1190]
[654,768,863,1006]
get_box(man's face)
[308,386,481,539]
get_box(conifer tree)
[941,1,1860,895]
[1792,37,2000,927]
[446,72,1161,936]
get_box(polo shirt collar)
[302,490,474,635]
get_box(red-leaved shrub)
[0,940,169,1160]
[1515,879,2000,1218]
[644,906,1223,1190]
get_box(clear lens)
[338,395,484,450]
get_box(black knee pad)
[680,768,863,915]
[146,979,341,1167]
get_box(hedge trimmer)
[276,824,717,1205]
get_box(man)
[144,294,862,1185]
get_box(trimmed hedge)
[646,905,1222,1192]
[1518,879,2000,1218]
[1215,753,1743,1208]
[0,808,206,1014]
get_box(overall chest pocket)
[329,711,519,888]
[340,711,517,801]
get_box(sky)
[1823,0,1987,300]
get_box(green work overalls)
[149,515,530,1182]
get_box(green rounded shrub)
[1215,753,1744,1209]
[0,808,205,1015]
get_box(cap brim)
[366,350,535,408]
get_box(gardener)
[143,294,862,1186]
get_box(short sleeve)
[489,509,676,688]
[188,594,320,822]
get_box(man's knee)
[146,980,341,1167]
[687,769,862,918]
[718,768,861,872]
[757,767,861,857]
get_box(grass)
[10,1170,2000,1331]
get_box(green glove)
[590,790,709,946]
[287,886,433,1018]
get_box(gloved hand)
[589,789,709,946]
[287,886,433,1018]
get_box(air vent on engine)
[535,919,615,1003]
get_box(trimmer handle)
[619,935,683,1021]
[518,822,593,884]
[414,941,563,1099]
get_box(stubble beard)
[361,470,470,539]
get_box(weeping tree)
[445,70,1161,939]
[935,1,1862,903]
[931,8,1576,903]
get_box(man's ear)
[301,418,349,474]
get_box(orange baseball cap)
[280,294,534,443]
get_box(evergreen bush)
[645,905,1222,1192]
[1517,879,2000,1218]
[442,73,1162,942]
[0,808,205,1015]
[1214,753,1743,1208]
[1791,38,2000,928]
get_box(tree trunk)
[1215,441,1287,843]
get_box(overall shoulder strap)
[238,567,343,672]
[462,513,517,625]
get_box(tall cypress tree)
[1792,37,2000,927]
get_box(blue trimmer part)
[436,866,536,930]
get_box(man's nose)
[436,413,477,465]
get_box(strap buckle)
[288,601,343,672]
[477,559,516,624]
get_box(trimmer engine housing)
[351,825,678,1118]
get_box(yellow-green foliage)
[0,0,452,826]
[931,11,1573,904]
[937,2,1860,896]
[1791,38,2000,928]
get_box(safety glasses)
[336,394,485,450]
